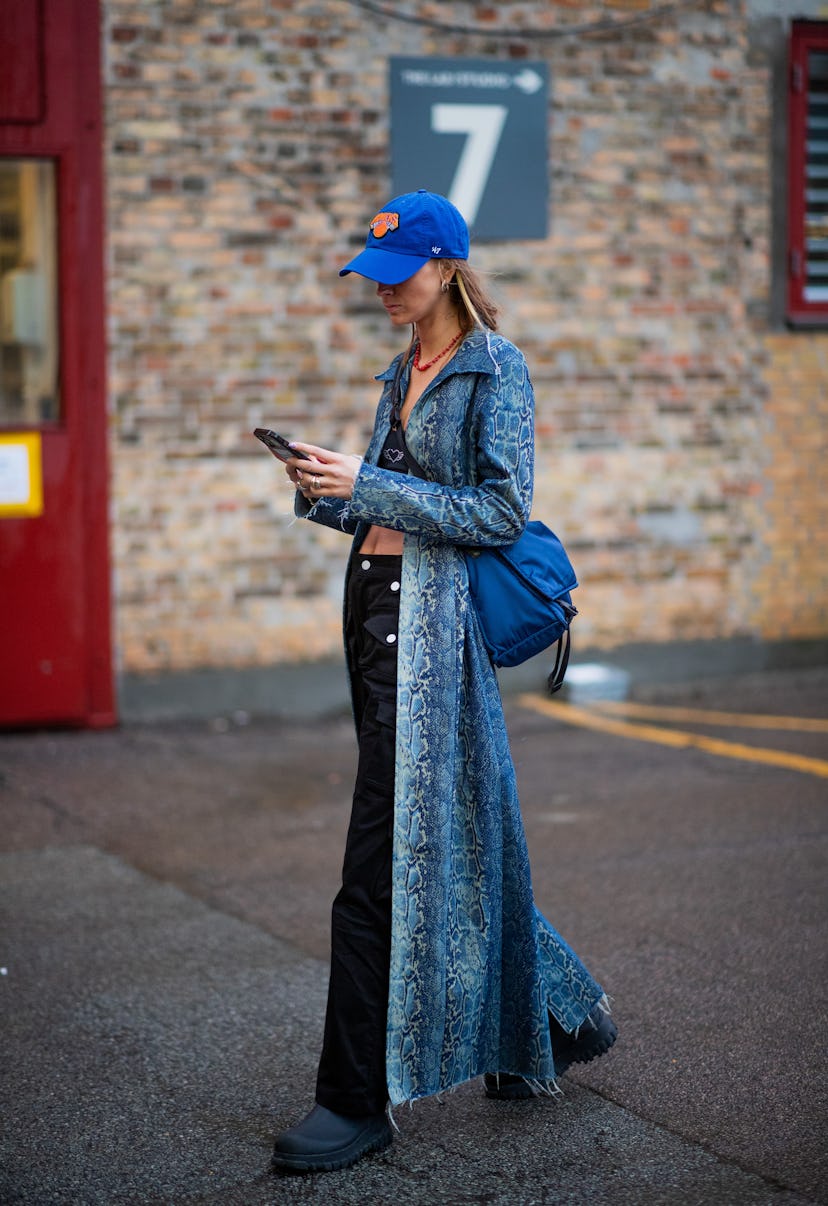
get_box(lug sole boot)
[484,1004,618,1100]
[271,1103,392,1174]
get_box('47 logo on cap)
[370,211,399,239]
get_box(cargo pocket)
[360,612,399,686]
[374,695,396,731]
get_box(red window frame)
[788,21,828,324]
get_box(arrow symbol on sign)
[513,68,544,95]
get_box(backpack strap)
[389,350,429,480]
[546,628,571,694]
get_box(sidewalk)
[1,664,826,1204]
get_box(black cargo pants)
[314,553,401,1118]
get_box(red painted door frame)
[0,0,115,727]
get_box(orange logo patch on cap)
[370,211,399,239]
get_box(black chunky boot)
[549,1002,618,1075]
[271,1103,392,1173]
[484,1003,618,1099]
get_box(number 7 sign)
[390,57,549,240]
[431,104,508,226]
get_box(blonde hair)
[440,260,499,332]
[401,259,500,366]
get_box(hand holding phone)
[253,428,311,462]
[255,432,361,501]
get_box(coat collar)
[375,327,502,383]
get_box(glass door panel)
[0,159,60,426]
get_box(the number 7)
[431,103,508,227]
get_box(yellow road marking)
[588,699,828,734]
[517,695,828,780]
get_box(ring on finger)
[312,474,322,491]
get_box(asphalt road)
[1,662,826,1205]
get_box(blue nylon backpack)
[465,520,578,691]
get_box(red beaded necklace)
[412,330,463,372]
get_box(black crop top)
[379,423,410,475]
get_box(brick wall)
[103,0,827,674]
[744,334,828,638]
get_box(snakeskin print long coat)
[297,328,604,1106]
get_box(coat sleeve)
[294,490,360,535]
[347,348,534,548]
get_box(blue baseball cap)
[339,189,469,285]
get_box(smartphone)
[253,428,311,462]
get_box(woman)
[271,190,616,1174]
